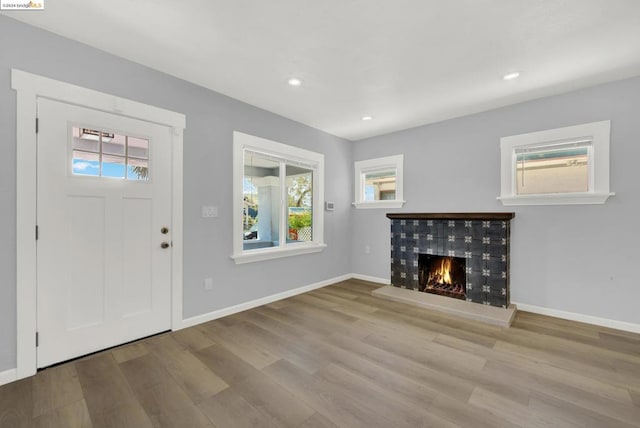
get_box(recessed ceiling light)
[503,72,520,81]
[287,78,302,87]
[361,115,373,121]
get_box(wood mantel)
[386,212,515,220]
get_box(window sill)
[353,200,406,209]
[231,242,327,264]
[497,192,614,206]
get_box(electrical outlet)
[365,245,371,254]
[202,206,218,218]
[204,278,214,290]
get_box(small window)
[233,132,325,264]
[364,169,396,201]
[71,127,149,181]
[354,154,404,209]
[499,121,614,205]
[515,141,590,195]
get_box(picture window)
[233,132,325,263]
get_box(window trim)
[498,120,614,206]
[353,154,405,209]
[232,131,325,264]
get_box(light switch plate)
[202,206,218,218]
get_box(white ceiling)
[4,1,640,141]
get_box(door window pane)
[102,155,126,179]
[286,165,313,242]
[128,136,149,159]
[72,151,100,176]
[127,158,149,181]
[73,128,100,153]
[71,127,150,181]
[102,133,126,156]
[243,151,281,250]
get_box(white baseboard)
[0,368,17,386]
[513,301,640,334]
[178,273,353,329]
[350,273,390,285]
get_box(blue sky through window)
[72,158,146,180]
[72,158,99,176]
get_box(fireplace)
[386,213,514,308]
[374,213,517,326]
[418,254,466,300]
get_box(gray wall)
[352,76,640,325]
[0,16,352,371]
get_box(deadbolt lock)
[161,227,169,234]
[161,242,170,249]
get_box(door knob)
[161,227,169,234]
[161,242,170,249]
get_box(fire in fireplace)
[418,254,466,300]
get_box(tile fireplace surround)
[375,212,517,327]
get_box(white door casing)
[36,99,172,367]
[13,69,185,380]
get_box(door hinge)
[35,225,39,241]
[36,332,39,347]
[35,117,39,134]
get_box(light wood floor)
[1,279,640,427]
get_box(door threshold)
[37,329,171,371]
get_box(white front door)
[36,98,173,368]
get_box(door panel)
[66,195,107,329]
[37,98,172,368]
[121,197,153,318]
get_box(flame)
[428,257,453,285]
